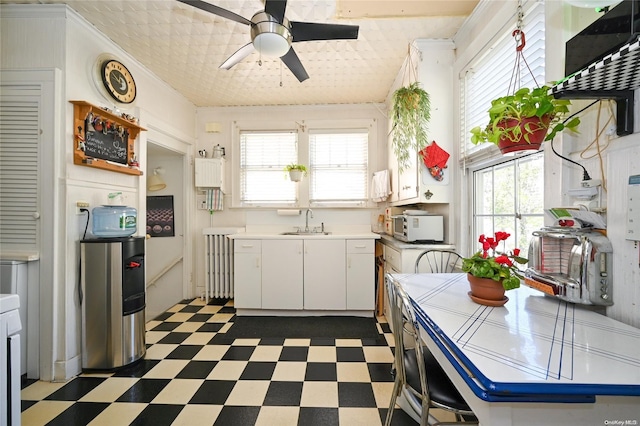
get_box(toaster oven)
[524,227,613,306]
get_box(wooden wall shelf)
[70,100,146,175]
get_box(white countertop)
[392,273,640,399]
[0,251,39,262]
[378,233,454,250]
[228,232,381,240]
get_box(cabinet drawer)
[384,246,401,272]
[346,239,374,254]
[234,240,261,253]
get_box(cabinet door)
[234,252,261,308]
[233,240,262,309]
[346,240,374,310]
[347,252,374,310]
[304,239,346,310]
[397,150,419,201]
[262,239,303,309]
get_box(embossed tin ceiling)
[2,0,479,106]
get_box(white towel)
[370,170,391,202]
[206,188,224,211]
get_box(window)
[473,152,544,254]
[239,131,297,205]
[461,1,546,255]
[309,130,369,205]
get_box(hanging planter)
[469,26,580,154]
[284,164,307,182]
[391,82,431,172]
[390,45,431,173]
[496,114,551,154]
[470,86,579,154]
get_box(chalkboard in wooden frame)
[71,100,146,176]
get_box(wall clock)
[99,59,137,104]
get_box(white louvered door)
[0,90,41,250]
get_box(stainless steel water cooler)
[81,237,146,370]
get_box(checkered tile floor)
[20,298,447,425]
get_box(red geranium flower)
[462,231,528,291]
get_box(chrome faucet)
[305,208,314,233]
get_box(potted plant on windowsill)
[284,164,307,182]
[390,82,431,172]
[462,231,528,306]
[469,86,580,154]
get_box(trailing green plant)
[469,85,580,146]
[284,163,307,176]
[390,82,431,172]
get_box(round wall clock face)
[100,60,137,104]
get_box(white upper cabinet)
[389,40,454,205]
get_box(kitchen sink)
[280,231,332,236]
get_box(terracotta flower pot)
[467,273,508,306]
[497,115,551,154]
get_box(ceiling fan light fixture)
[251,12,292,57]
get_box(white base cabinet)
[304,240,346,310]
[262,240,303,309]
[233,237,376,313]
[233,240,262,309]
[346,240,375,310]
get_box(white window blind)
[461,2,545,164]
[309,129,368,204]
[239,131,297,204]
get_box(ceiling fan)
[177,0,359,82]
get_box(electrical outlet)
[581,179,602,188]
[76,201,89,215]
[197,194,208,210]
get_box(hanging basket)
[497,114,551,154]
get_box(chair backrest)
[414,250,463,273]
[385,274,429,404]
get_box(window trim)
[462,149,546,257]
[231,118,377,209]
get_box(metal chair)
[385,275,478,426]
[415,250,463,273]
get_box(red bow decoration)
[418,141,450,181]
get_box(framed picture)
[146,195,175,237]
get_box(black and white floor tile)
[21,298,454,425]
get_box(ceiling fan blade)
[290,22,359,42]
[220,43,256,69]
[280,48,309,82]
[177,0,251,26]
[264,0,287,24]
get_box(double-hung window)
[460,1,545,252]
[239,130,297,205]
[309,129,369,206]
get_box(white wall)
[1,4,197,380]
[453,0,640,327]
[145,152,185,321]
[191,104,389,296]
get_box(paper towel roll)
[277,209,301,216]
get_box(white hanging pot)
[289,170,303,182]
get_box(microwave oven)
[391,215,444,242]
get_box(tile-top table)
[388,273,640,426]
